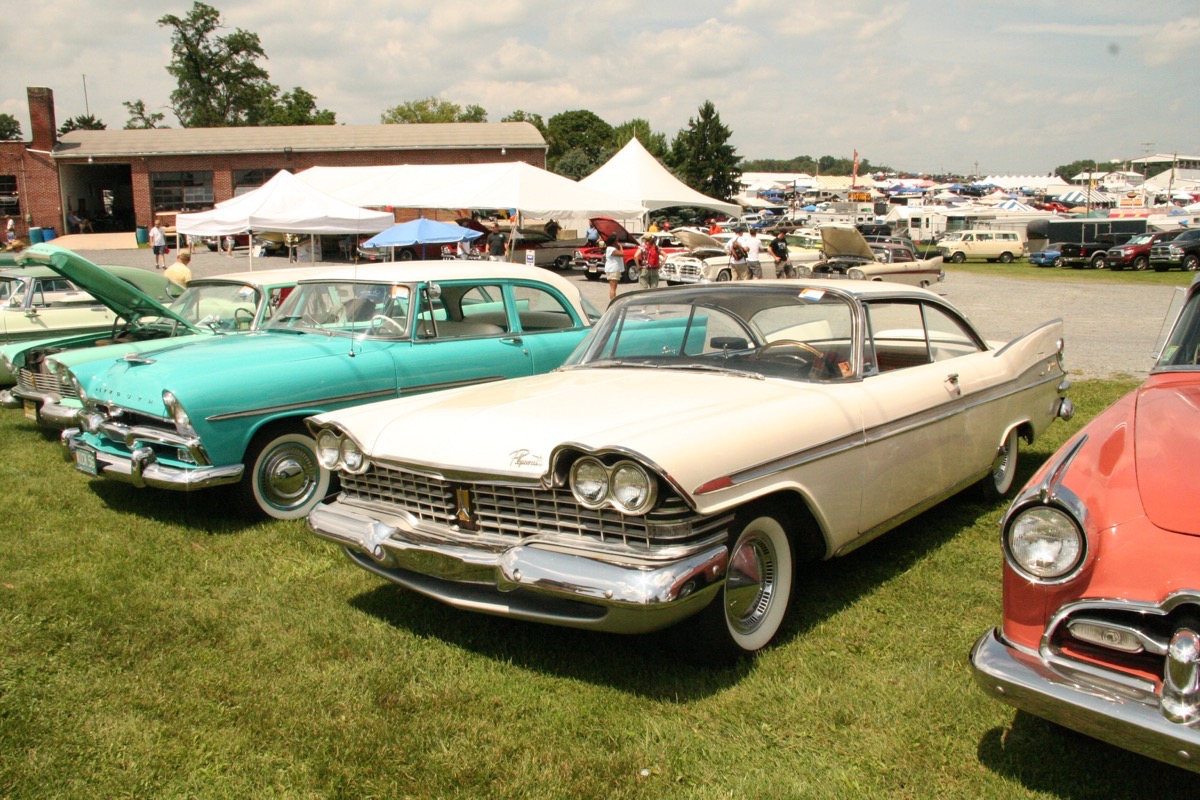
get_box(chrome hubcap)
[260,443,317,509]
[725,533,777,634]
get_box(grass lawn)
[943,259,1198,286]
[1,379,1195,799]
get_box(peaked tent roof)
[578,138,741,216]
[175,170,394,236]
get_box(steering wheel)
[234,307,254,330]
[371,314,405,335]
[755,339,824,361]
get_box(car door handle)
[945,373,961,395]
[500,336,524,345]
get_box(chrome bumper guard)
[61,429,244,491]
[0,389,19,409]
[309,499,728,634]
[970,628,1200,773]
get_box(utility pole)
[82,74,90,116]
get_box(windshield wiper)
[652,362,765,379]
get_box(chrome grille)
[341,463,726,548]
[17,367,76,397]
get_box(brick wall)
[0,142,60,241]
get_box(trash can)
[28,227,44,244]
[41,227,56,242]
[135,226,149,246]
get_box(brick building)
[1,87,547,240]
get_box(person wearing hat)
[636,232,662,289]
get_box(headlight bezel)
[1003,503,1087,583]
[162,390,195,435]
[568,455,659,516]
[311,425,371,474]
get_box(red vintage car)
[970,275,1200,774]
[572,217,685,283]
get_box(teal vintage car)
[0,248,176,353]
[1,247,329,428]
[63,262,601,519]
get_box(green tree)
[381,97,487,124]
[668,101,739,201]
[156,2,277,127]
[612,118,669,161]
[122,100,168,130]
[58,115,107,135]
[0,113,23,141]
[1053,159,1122,182]
[266,88,336,126]
[501,109,546,138]
[545,110,614,174]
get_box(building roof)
[52,122,546,159]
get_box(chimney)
[27,87,58,152]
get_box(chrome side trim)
[206,387,398,422]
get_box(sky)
[4,0,1198,177]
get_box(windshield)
[564,286,856,382]
[1156,286,1200,370]
[264,281,411,339]
[1126,233,1154,246]
[160,282,263,331]
[0,277,21,304]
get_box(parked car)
[795,225,945,288]
[970,274,1200,774]
[1027,244,1064,268]
[936,230,1024,263]
[1150,227,1200,272]
[1105,229,1184,271]
[1,260,326,429]
[575,217,684,283]
[658,227,735,283]
[62,262,601,519]
[0,253,176,349]
[307,281,1072,660]
[1059,232,1135,269]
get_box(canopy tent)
[578,138,741,216]
[295,162,645,219]
[175,170,394,236]
[361,217,482,259]
[1057,191,1088,205]
[997,199,1034,212]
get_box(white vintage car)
[794,225,945,288]
[307,281,1073,660]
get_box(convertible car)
[62,262,600,519]
[1,250,325,428]
[970,276,1200,774]
[307,281,1072,660]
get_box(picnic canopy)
[361,217,483,259]
[175,170,393,237]
[579,138,740,216]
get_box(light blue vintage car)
[1,247,329,428]
[63,262,600,519]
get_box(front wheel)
[583,270,600,281]
[1132,255,1149,271]
[239,429,331,519]
[715,269,732,282]
[623,261,640,283]
[950,252,965,264]
[678,512,796,662]
[1184,255,1200,272]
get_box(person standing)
[769,230,791,278]
[636,233,661,289]
[585,221,600,250]
[149,218,167,269]
[5,215,15,246]
[603,233,624,302]
[164,251,192,288]
[740,228,763,279]
[726,229,749,280]
[486,224,509,262]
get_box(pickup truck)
[1104,229,1184,271]
[1059,232,1135,268]
[1150,228,1200,272]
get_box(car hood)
[1134,374,1200,536]
[591,216,635,243]
[672,227,724,250]
[820,226,876,260]
[77,331,395,417]
[317,367,855,507]
[17,243,195,330]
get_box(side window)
[865,302,930,372]
[422,284,508,338]
[977,233,993,241]
[923,304,984,361]
[511,285,578,332]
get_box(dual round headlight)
[1004,505,1085,581]
[569,456,657,515]
[316,428,369,474]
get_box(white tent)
[579,138,741,216]
[175,170,394,237]
[295,162,644,219]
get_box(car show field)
[0,246,1195,797]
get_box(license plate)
[74,448,98,476]
[22,400,38,422]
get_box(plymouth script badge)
[509,449,543,468]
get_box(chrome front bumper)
[970,628,1200,773]
[309,499,728,634]
[61,429,244,491]
[0,388,20,409]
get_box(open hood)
[672,227,725,250]
[820,225,876,260]
[590,216,636,244]
[16,243,196,330]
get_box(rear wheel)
[553,255,572,270]
[583,270,600,282]
[716,269,732,281]
[998,252,1013,264]
[980,428,1020,501]
[1090,253,1106,269]
[239,428,331,519]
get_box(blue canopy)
[362,217,483,249]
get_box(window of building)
[0,175,20,218]
[232,169,271,196]
[151,171,214,212]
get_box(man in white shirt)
[739,228,763,279]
